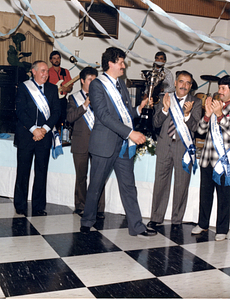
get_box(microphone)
[69,56,78,64]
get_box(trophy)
[135,65,165,139]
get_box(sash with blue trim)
[169,93,197,174]
[23,80,63,159]
[97,74,136,159]
[210,113,230,186]
[70,90,95,131]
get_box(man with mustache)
[144,51,175,100]
[49,50,73,131]
[80,47,157,237]
[192,75,230,241]
[147,70,202,231]
[142,52,175,140]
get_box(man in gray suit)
[147,70,202,231]
[80,47,157,236]
[67,67,105,218]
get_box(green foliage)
[12,33,25,52]
[7,33,32,75]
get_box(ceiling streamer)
[17,0,97,67]
[0,0,32,37]
[5,0,230,67]
[53,0,96,37]
[142,0,230,51]
[101,0,229,64]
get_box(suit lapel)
[185,94,192,103]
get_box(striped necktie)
[116,81,122,94]
[167,98,183,138]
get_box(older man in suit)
[67,67,105,218]
[80,47,156,236]
[14,60,60,216]
[147,70,202,231]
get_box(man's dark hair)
[80,67,98,81]
[175,70,194,84]
[155,51,166,61]
[49,50,61,60]
[102,47,126,72]
[218,75,230,89]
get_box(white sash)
[71,90,95,131]
[23,80,63,159]
[169,93,197,174]
[97,74,136,159]
[24,80,50,120]
[210,113,230,185]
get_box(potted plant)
[7,32,32,79]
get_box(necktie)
[89,104,93,112]
[85,93,93,112]
[116,81,121,94]
[116,80,129,107]
[37,86,43,125]
[167,98,183,138]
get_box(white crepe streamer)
[8,0,230,68]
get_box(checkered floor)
[0,196,230,298]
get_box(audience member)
[192,75,230,241]
[48,50,73,130]
[67,66,105,218]
[144,51,175,102]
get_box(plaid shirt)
[198,102,230,168]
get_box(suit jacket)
[67,91,91,154]
[14,81,60,149]
[154,93,202,159]
[198,103,230,168]
[88,76,138,158]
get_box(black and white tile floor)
[0,195,230,298]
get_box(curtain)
[0,11,55,66]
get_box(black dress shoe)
[16,210,27,217]
[171,224,182,231]
[73,209,84,216]
[147,221,159,229]
[97,212,105,219]
[80,226,90,234]
[32,210,47,217]
[138,228,157,236]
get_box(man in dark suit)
[147,70,202,231]
[80,47,156,236]
[14,60,61,216]
[192,75,230,241]
[67,67,105,218]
